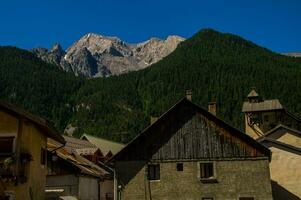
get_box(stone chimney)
[186,90,192,101]
[208,102,217,116]
[150,116,158,125]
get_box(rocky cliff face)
[32,33,184,77]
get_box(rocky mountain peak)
[51,43,64,53]
[33,33,185,77]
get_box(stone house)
[0,100,65,200]
[112,97,273,200]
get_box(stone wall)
[116,158,273,200]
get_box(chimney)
[208,102,217,116]
[150,116,158,125]
[186,90,192,101]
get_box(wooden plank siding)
[114,99,267,161]
[151,113,262,160]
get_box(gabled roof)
[63,135,99,155]
[0,100,65,144]
[47,139,110,178]
[247,89,259,98]
[80,134,125,155]
[113,98,271,161]
[259,137,301,155]
[257,124,301,142]
[242,99,283,112]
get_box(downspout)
[114,169,117,200]
[97,161,118,200]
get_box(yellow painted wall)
[277,132,301,148]
[244,115,263,139]
[0,110,47,200]
[269,147,301,198]
[0,110,18,136]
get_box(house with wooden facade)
[112,96,273,200]
[242,89,301,199]
[0,100,65,200]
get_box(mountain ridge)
[32,33,185,77]
[2,28,301,142]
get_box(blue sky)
[0,0,300,53]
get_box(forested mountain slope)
[71,29,301,141]
[0,46,83,130]
[1,29,301,143]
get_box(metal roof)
[242,99,283,112]
[80,134,125,155]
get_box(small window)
[200,162,214,179]
[239,198,254,200]
[176,163,183,171]
[148,164,160,180]
[41,148,47,165]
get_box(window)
[239,198,254,200]
[41,148,47,165]
[0,137,14,155]
[148,164,160,180]
[176,163,183,171]
[200,162,214,179]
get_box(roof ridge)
[81,133,125,145]
[260,138,301,154]
[257,124,301,141]
[112,97,271,161]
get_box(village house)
[0,100,65,200]
[112,95,273,200]
[242,89,301,199]
[46,136,112,200]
